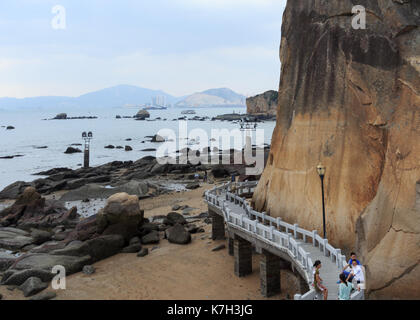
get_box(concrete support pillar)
[234,236,253,277]
[210,211,225,240]
[260,249,281,297]
[228,236,234,256]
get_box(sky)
[0,0,287,98]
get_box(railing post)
[276,217,282,230]
[304,252,310,270]
[312,230,317,246]
[323,239,328,256]
[293,223,298,238]
[254,220,258,233]
[270,226,275,241]
[335,249,341,266]
[262,212,266,225]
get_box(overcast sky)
[0,0,287,98]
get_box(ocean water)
[0,107,275,190]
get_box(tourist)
[203,170,208,183]
[338,273,352,300]
[313,260,328,300]
[341,252,361,281]
[346,259,365,291]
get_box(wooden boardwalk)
[205,181,364,300]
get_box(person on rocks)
[313,260,328,300]
[338,273,352,300]
[203,170,208,183]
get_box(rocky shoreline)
[0,148,268,300]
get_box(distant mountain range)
[0,85,246,110]
[176,88,246,108]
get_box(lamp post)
[317,163,327,239]
[82,131,93,168]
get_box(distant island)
[0,85,247,110]
[175,88,246,108]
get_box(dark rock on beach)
[19,276,48,297]
[165,224,191,245]
[64,147,82,154]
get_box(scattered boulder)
[165,224,191,245]
[1,268,55,286]
[64,147,82,154]
[54,113,67,120]
[125,146,133,151]
[0,228,34,251]
[30,229,52,245]
[151,134,165,143]
[29,291,57,300]
[51,235,125,263]
[82,265,95,275]
[0,188,79,229]
[141,231,160,244]
[0,252,17,271]
[134,110,150,120]
[19,277,48,297]
[0,181,32,200]
[104,145,115,149]
[121,243,142,253]
[129,236,141,245]
[164,212,186,226]
[11,253,91,275]
[172,204,181,211]
[137,248,148,257]
[96,193,144,241]
[212,244,226,252]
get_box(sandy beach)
[0,185,300,300]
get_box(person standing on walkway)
[338,273,352,300]
[203,170,208,183]
[313,260,328,300]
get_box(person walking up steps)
[313,260,328,300]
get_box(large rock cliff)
[253,0,420,299]
[246,90,278,116]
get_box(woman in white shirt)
[346,259,365,291]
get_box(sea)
[0,107,275,190]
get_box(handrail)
[204,181,363,301]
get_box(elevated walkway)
[204,181,365,300]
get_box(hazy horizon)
[0,0,287,99]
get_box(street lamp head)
[82,132,87,138]
[88,131,93,138]
[317,163,326,177]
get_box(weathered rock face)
[246,90,278,116]
[0,187,79,229]
[253,0,420,299]
[96,193,144,241]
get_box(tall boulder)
[96,193,144,241]
[253,0,420,299]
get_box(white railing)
[204,181,364,301]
